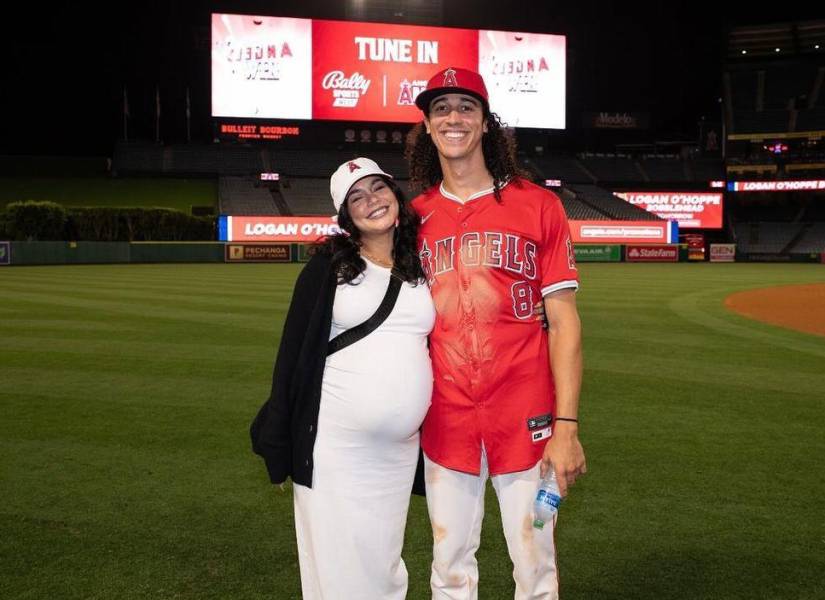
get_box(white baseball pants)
[424,452,559,600]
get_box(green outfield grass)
[1,263,824,599]
[0,177,217,213]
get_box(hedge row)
[0,201,215,241]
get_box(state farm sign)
[625,245,679,262]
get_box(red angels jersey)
[413,178,579,476]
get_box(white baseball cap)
[330,157,393,213]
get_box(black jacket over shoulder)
[250,251,425,496]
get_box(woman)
[251,157,434,599]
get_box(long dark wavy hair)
[317,176,424,285]
[405,109,529,201]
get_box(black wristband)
[555,417,578,423]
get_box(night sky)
[2,1,822,156]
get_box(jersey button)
[462,222,468,228]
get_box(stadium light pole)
[122,87,129,142]
[155,86,161,143]
[186,87,191,143]
[719,97,726,161]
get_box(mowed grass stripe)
[1,282,292,313]
[1,268,295,309]
[0,272,300,299]
[0,303,279,337]
[0,336,272,361]
[0,318,141,333]
[0,322,277,345]
[1,413,265,459]
[0,291,286,330]
[0,367,268,410]
[0,263,304,287]
[586,350,825,394]
[580,262,825,287]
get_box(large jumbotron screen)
[211,13,566,129]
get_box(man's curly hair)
[404,110,528,201]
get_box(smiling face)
[424,93,488,163]
[345,175,400,238]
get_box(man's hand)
[533,301,548,328]
[541,423,586,497]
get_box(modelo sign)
[625,245,679,262]
[211,13,566,128]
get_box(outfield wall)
[2,241,823,266]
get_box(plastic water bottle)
[533,468,562,530]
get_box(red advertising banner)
[224,216,341,242]
[710,243,736,263]
[225,217,675,244]
[218,123,301,140]
[682,232,705,261]
[311,20,477,123]
[569,220,677,244]
[729,180,825,192]
[625,245,679,262]
[614,191,723,229]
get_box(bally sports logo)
[626,245,678,262]
[322,71,371,107]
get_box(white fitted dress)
[293,260,435,600]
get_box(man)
[406,66,587,600]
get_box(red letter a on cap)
[347,161,361,173]
[443,68,458,87]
